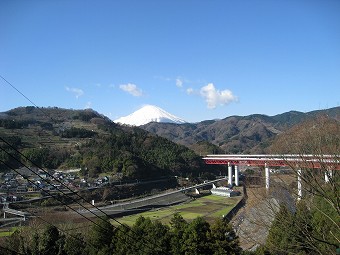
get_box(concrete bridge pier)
[297,169,302,200]
[265,163,270,190]
[325,169,332,183]
[234,165,239,186]
[228,162,232,186]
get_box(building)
[211,186,239,197]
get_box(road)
[77,177,228,218]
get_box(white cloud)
[200,83,237,109]
[186,88,194,95]
[176,78,183,88]
[119,83,143,97]
[66,86,84,99]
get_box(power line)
[30,214,94,249]
[0,136,162,252]
[0,141,161,253]
[0,212,96,255]
[0,151,136,250]
[0,75,49,119]
[0,75,166,252]
[1,137,130,224]
[0,75,32,103]
[0,156,154,253]
[0,158,113,235]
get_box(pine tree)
[209,218,241,255]
[182,217,211,255]
[86,217,114,255]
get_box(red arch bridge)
[203,154,340,199]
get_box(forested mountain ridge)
[1,106,338,178]
[0,106,217,179]
[142,107,340,154]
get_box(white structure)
[211,187,239,197]
[234,165,239,186]
[265,163,270,190]
[324,169,332,183]
[297,169,302,200]
[228,162,233,185]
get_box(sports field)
[112,194,242,226]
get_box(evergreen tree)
[266,205,295,254]
[182,217,211,255]
[86,217,114,255]
[127,216,171,255]
[38,225,63,255]
[310,193,340,254]
[112,224,134,255]
[63,233,86,255]
[209,218,241,255]
[169,213,188,255]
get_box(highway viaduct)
[203,154,340,199]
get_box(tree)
[310,193,339,254]
[208,218,241,255]
[169,213,188,255]
[38,225,63,255]
[182,217,211,255]
[0,230,29,255]
[112,224,134,255]
[84,156,102,177]
[145,220,171,254]
[267,116,340,254]
[126,216,171,255]
[265,204,296,254]
[86,217,114,255]
[63,233,86,255]
[22,147,49,167]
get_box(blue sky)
[1,0,339,122]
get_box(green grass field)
[0,227,18,237]
[112,194,242,227]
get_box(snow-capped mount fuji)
[114,105,187,126]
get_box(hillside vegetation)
[0,106,219,179]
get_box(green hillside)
[0,106,219,179]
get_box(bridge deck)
[203,154,340,170]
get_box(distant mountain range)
[114,105,186,126]
[140,107,340,154]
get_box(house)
[27,186,37,192]
[16,185,28,192]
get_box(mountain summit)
[114,105,186,126]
